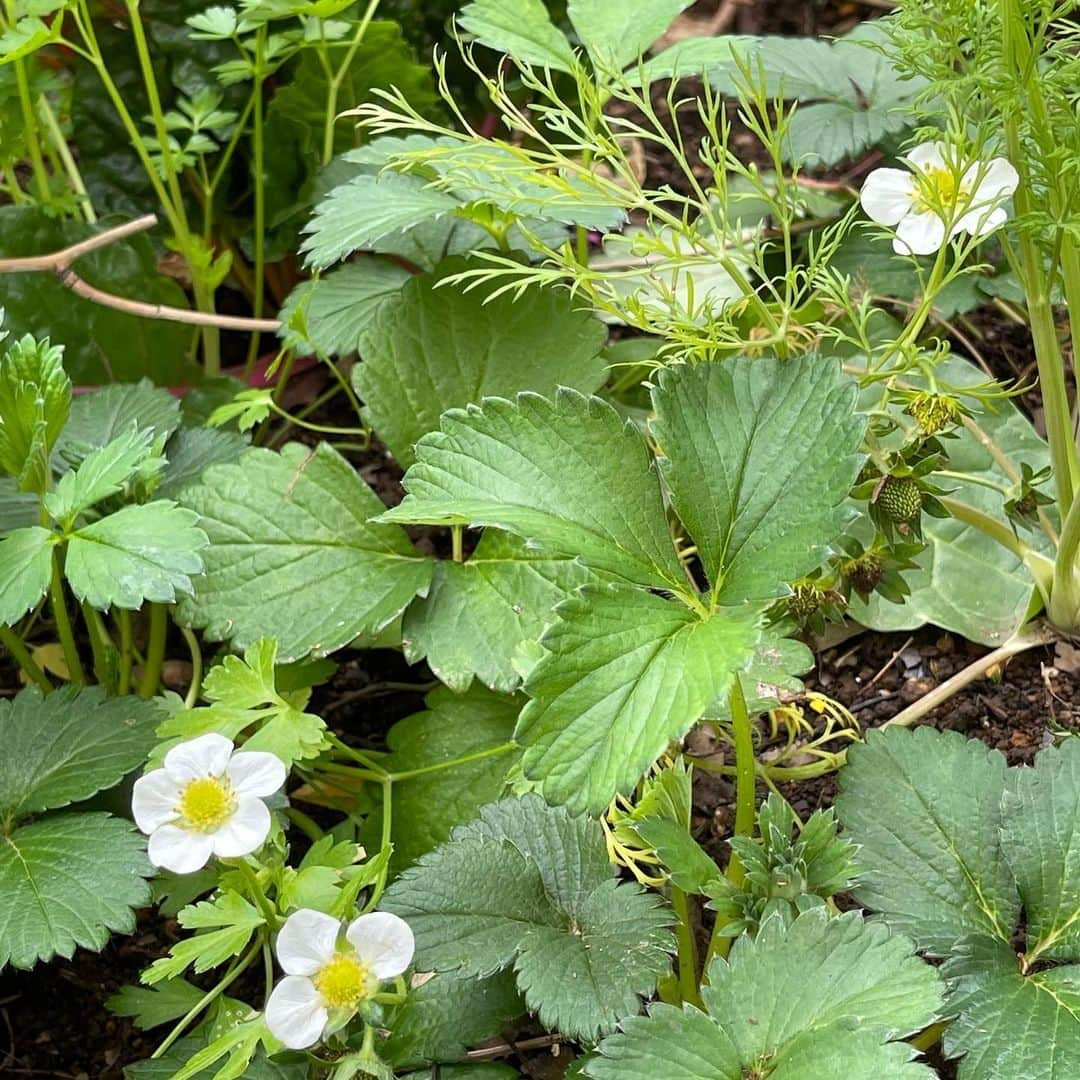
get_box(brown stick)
[0,213,282,333]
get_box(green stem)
[321,0,381,165]
[232,858,279,929]
[245,27,268,377]
[8,43,50,204]
[285,807,323,843]
[1049,492,1080,630]
[180,625,203,708]
[82,601,115,690]
[152,933,264,1059]
[118,609,133,695]
[451,525,464,563]
[387,741,516,783]
[138,603,167,698]
[0,625,52,693]
[328,732,389,775]
[670,885,702,1005]
[50,551,85,685]
[37,95,96,223]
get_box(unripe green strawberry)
[844,553,883,596]
[788,583,823,621]
[877,476,922,522]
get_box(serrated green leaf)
[0,813,152,969]
[383,970,522,1068]
[458,0,574,70]
[157,637,328,768]
[144,891,264,984]
[380,685,520,870]
[64,501,208,610]
[518,585,760,812]
[585,909,941,1080]
[353,258,607,468]
[156,426,248,499]
[0,15,61,63]
[383,390,686,591]
[402,531,593,693]
[108,978,206,1030]
[457,793,612,912]
[301,172,462,269]
[941,934,1080,1080]
[1001,737,1080,960]
[385,835,559,978]
[124,1034,304,1080]
[635,817,719,893]
[836,727,1019,954]
[54,380,181,468]
[278,259,411,357]
[0,333,70,492]
[0,477,40,536]
[44,427,155,524]
[177,443,432,661]
[0,525,52,625]
[0,685,163,818]
[567,0,690,71]
[384,795,673,1041]
[651,358,864,603]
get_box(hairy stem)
[0,625,52,693]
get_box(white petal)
[859,168,915,226]
[163,733,234,782]
[346,911,415,980]
[893,211,946,255]
[973,157,1019,201]
[954,205,1007,239]
[907,141,947,173]
[131,770,182,834]
[265,975,328,1050]
[276,909,342,975]
[227,751,287,798]
[210,796,271,858]
[147,825,215,874]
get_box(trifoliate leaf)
[836,727,1019,954]
[382,390,686,592]
[651,357,864,604]
[383,970,523,1068]
[301,172,461,269]
[458,0,574,70]
[585,909,942,1080]
[353,258,607,468]
[378,685,520,870]
[0,525,53,625]
[279,260,411,357]
[64,500,208,610]
[177,442,432,661]
[44,427,155,524]
[156,637,327,768]
[941,934,1080,1080]
[0,685,164,818]
[403,531,593,692]
[384,795,673,1041]
[567,0,691,71]
[0,813,152,969]
[518,585,760,812]
[143,891,264,984]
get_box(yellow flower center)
[915,166,967,214]
[177,776,235,832]
[313,952,375,1010]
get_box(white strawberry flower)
[860,141,1019,256]
[131,733,286,874]
[264,908,415,1050]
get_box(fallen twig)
[0,213,281,333]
